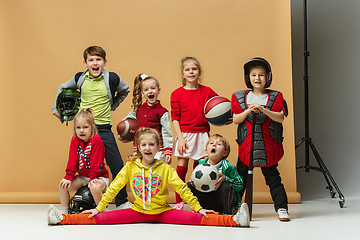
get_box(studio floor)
[1,196,358,240]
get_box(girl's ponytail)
[132,74,147,114]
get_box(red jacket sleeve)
[170,88,181,122]
[64,136,79,181]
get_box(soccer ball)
[191,163,219,192]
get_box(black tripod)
[295,0,345,208]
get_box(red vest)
[135,101,168,149]
[233,90,287,167]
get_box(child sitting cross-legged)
[48,127,250,227]
[187,134,244,215]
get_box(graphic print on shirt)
[132,173,162,199]
[77,144,91,170]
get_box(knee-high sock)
[200,213,237,227]
[60,213,97,225]
[176,165,188,203]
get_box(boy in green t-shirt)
[187,134,244,215]
[52,46,132,209]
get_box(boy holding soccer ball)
[187,134,244,215]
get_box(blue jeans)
[97,124,128,206]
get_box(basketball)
[204,96,231,126]
[116,119,138,141]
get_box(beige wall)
[0,0,299,203]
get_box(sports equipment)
[56,89,81,124]
[69,185,96,214]
[234,90,286,167]
[117,119,138,141]
[204,96,231,126]
[191,163,219,192]
[245,113,257,220]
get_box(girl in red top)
[170,57,218,210]
[58,108,109,214]
[119,74,173,164]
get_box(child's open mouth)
[92,67,100,72]
[144,152,152,155]
[148,94,155,100]
[211,148,216,153]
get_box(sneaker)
[173,202,184,210]
[277,208,290,222]
[233,203,250,227]
[47,204,63,225]
[115,201,134,210]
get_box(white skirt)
[172,132,209,160]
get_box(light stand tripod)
[295,0,345,208]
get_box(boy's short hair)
[83,46,106,61]
[207,134,231,159]
[244,57,272,89]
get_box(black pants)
[237,158,288,212]
[97,124,128,206]
[187,181,238,215]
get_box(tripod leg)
[308,140,345,208]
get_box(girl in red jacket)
[58,108,109,214]
[170,57,219,210]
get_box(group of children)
[48,46,290,228]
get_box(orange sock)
[200,213,237,227]
[61,213,97,225]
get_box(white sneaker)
[233,203,250,227]
[277,208,290,222]
[47,204,63,225]
[115,201,134,210]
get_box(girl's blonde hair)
[132,74,160,114]
[206,134,231,159]
[181,56,202,86]
[128,127,161,162]
[73,108,97,134]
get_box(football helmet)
[69,185,96,214]
[56,89,81,124]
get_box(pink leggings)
[61,208,237,227]
[94,208,203,225]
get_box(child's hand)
[59,179,71,189]
[82,208,99,218]
[248,103,261,114]
[198,208,217,218]
[89,179,101,186]
[177,138,189,155]
[165,155,172,164]
[118,135,131,143]
[215,173,225,188]
[188,179,194,186]
[225,117,233,125]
